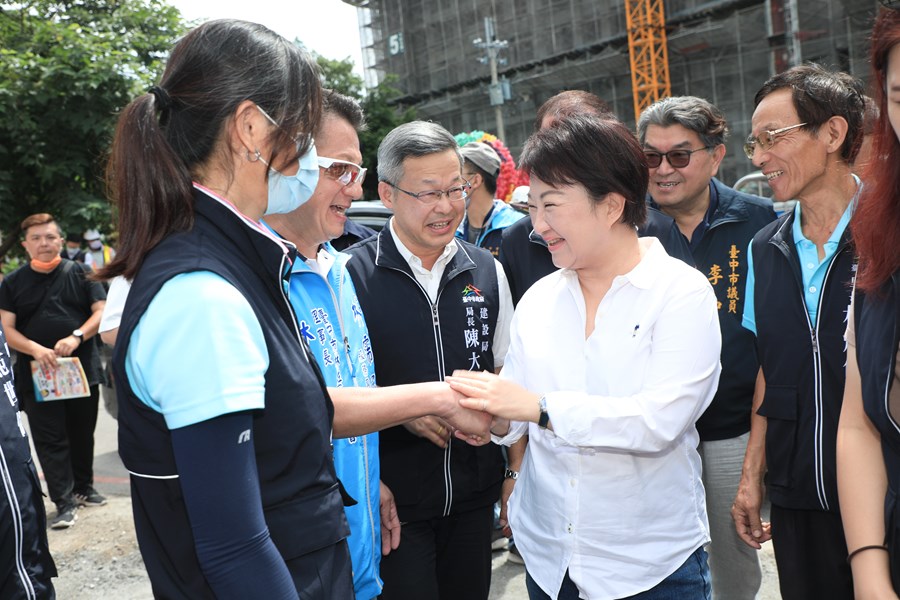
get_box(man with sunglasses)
[637,96,776,600]
[731,65,866,599]
[345,121,512,600]
[263,90,386,600]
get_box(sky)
[168,0,365,77]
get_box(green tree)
[0,0,185,261]
[316,55,416,200]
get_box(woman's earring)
[247,149,262,163]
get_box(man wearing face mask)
[0,214,107,531]
[83,230,116,271]
[61,232,89,263]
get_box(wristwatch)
[504,468,519,480]
[72,329,84,341]
[537,395,550,429]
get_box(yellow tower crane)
[625,0,672,121]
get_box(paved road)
[35,405,782,599]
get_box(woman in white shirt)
[448,113,722,600]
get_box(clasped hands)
[31,334,81,371]
[445,370,540,446]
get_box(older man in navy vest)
[345,121,512,600]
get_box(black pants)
[0,447,57,599]
[770,503,853,600]
[379,504,493,600]
[24,385,99,506]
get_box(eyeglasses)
[384,181,471,204]
[743,123,807,159]
[256,105,309,153]
[643,147,711,169]
[318,157,366,186]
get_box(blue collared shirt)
[744,177,860,332]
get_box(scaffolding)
[344,0,878,185]
[626,0,673,122]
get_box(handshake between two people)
[444,369,542,447]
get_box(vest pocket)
[757,385,798,490]
[265,482,350,560]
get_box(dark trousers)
[770,504,854,600]
[284,541,355,600]
[24,385,100,506]
[379,504,493,600]
[0,455,57,599]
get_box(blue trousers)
[525,546,711,600]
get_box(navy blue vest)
[114,189,349,596]
[687,181,776,441]
[854,272,900,589]
[345,228,505,522]
[751,213,854,512]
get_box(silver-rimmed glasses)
[743,123,807,159]
[384,181,471,204]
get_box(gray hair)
[636,96,729,149]
[376,121,462,184]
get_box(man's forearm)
[741,368,768,480]
[0,319,39,356]
[330,383,452,438]
[77,303,106,340]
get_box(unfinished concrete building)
[344,0,877,185]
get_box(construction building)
[344,0,878,185]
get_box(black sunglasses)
[643,147,711,169]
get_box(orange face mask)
[31,255,62,272]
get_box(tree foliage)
[316,55,416,200]
[0,0,184,262]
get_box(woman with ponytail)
[838,5,900,597]
[99,20,355,598]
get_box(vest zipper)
[807,248,846,511]
[362,434,379,579]
[384,266,454,516]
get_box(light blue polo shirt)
[126,272,269,430]
[743,183,858,333]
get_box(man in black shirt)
[0,213,107,529]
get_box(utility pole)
[473,17,509,140]
[785,0,802,66]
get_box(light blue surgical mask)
[255,105,320,215]
[260,143,319,215]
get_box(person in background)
[456,141,524,257]
[837,5,900,598]
[61,232,88,263]
[499,90,692,306]
[732,64,865,599]
[345,120,512,600]
[448,113,722,599]
[330,217,377,252]
[0,321,57,598]
[0,213,107,530]
[637,95,776,600]
[82,230,115,271]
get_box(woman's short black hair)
[519,114,648,229]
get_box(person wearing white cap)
[82,229,116,270]
[455,141,524,257]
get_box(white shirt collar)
[388,218,458,272]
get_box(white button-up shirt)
[497,238,722,599]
